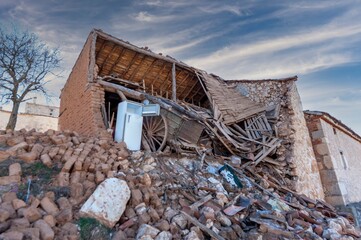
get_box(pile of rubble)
[0,129,360,240]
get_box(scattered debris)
[0,128,360,239]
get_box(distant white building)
[25,101,59,117]
[0,101,59,131]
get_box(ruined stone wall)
[306,115,361,205]
[229,80,324,200]
[59,35,107,137]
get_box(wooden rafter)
[150,63,168,85]
[121,52,139,78]
[188,84,203,100]
[165,67,181,91]
[108,47,127,74]
[95,40,106,60]
[128,55,146,81]
[177,73,190,90]
[179,76,195,97]
[182,79,199,100]
[99,44,117,73]
[158,66,173,94]
[138,58,157,82]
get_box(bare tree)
[0,26,60,130]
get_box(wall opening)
[340,151,348,170]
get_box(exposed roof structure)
[94,30,206,104]
[304,110,361,143]
[198,71,266,124]
[93,29,267,124]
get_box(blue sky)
[0,0,360,134]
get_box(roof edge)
[225,76,298,83]
[92,28,198,72]
[304,110,361,143]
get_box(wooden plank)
[190,194,213,210]
[129,55,146,81]
[172,62,176,101]
[150,63,168,85]
[181,211,226,240]
[254,139,282,166]
[204,121,235,155]
[121,52,139,78]
[99,44,117,73]
[139,59,157,81]
[263,115,272,131]
[232,124,248,137]
[108,47,127,74]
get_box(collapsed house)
[59,29,324,201]
[2,29,361,239]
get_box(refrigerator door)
[123,112,143,150]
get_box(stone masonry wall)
[229,80,324,200]
[306,115,361,206]
[59,35,107,137]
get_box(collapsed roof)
[93,29,265,125]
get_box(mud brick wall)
[306,114,361,206]
[59,35,107,138]
[228,79,325,200]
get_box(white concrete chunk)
[79,178,130,228]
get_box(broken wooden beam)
[190,194,213,210]
[98,80,145,100]
[181,211,226,240]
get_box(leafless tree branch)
[0,25,61,130]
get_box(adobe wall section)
[59,34,107,137]
[306,114,361,205]
[228,80,324,200]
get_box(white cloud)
[199,4,252,16]
[133,11,174,23]
[186,23,361,74]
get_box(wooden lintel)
[98,80,145,100]
[101,75,141,88]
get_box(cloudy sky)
[1,0,360,134]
